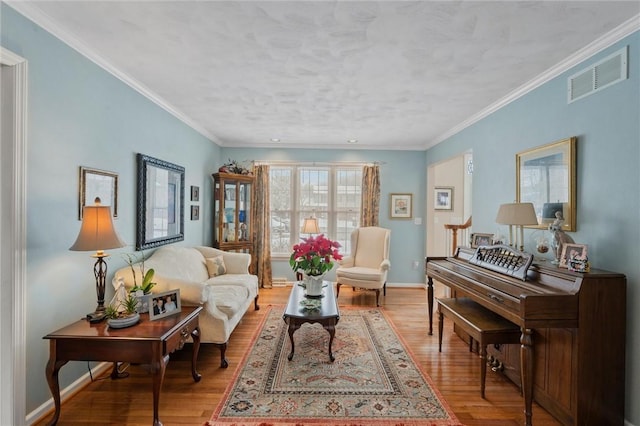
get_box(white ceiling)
[8,1,640,150]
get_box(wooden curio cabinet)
[212,172,254,254]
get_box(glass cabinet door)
[212,172,254,252]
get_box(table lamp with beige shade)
[495,202,538,251]
[70,197,125,321]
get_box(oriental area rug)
[207,306,461,426]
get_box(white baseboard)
[26,362,111,425]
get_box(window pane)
[268,164,363,257]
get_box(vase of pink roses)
[290,234,342,297]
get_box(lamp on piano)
[495,202,538,251]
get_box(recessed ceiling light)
[270,138,280,142]
[347,139,358,144]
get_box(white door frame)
[0,46,28,426]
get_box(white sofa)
[113,245,259,367]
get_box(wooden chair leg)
[438,309,444,352]
[336,282,341,297]
[375,289,380,306]
[383,282,386,296]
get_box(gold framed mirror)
[516,137,576,231]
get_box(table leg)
[191,326,202,382]
[151,348,169,426]
[520,328,534,426]
[287,320,299,361]
[427,276,434,335]
[326,323,336,362]
[45,346,68,426]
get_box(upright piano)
[426,246,626,426]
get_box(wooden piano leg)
[427,276,434,335]
[520,328,534,426]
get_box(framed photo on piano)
[470,233,494,248]
[559,243,588,268]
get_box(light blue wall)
[426,33,640,424]
[221,148,427,284]
[2,5,220,414]
[4,2,639,424]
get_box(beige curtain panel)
[360,164,380,227]
[251,164,273,288]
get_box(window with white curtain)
[269,164,362,257]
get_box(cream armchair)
[336,226,391,306]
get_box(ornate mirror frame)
[516,137,576,231]
[136,154,185,250]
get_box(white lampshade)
[495,203,538,226]
[301,217,320,234]
[70,198,125,254]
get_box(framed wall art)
[136,154,185,250]
[434,187,453,210]
[191,205,200,221]
[78,166,118,219]
[190,185,200,202]
[390,193,413,219]
[149,289,181,320]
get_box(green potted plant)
[123,252,157,313]
[105,295,140,328]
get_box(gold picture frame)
[516,137,576,231]
[78,166,118,219]
[390,193,413,219]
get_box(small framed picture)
[79,166,118,219]
[149,289,181,320]
[390,193,413,219]
[191,205,200,221]
[559,243,588,268]
[190,185,200,202]
[471,233,494,248]
[434,187,453,210]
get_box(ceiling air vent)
[568,46,628,104]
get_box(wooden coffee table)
[43,306,202,426]
[282,281,340,362]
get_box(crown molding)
[5,1,220,145]
[427,13,640,150]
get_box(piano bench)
[437,297,521,398]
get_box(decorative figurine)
[548,211,574,264]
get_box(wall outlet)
[412,260,420,270]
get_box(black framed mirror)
[136,154,185,250]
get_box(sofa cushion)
[206,285,249,319]
[206,255,227,277]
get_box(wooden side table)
[43,306,203,426]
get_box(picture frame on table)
[434,187,453,210]
[78,166,118,219]
[149,289,181,320]
[559,243,588,268]
[471,233,494,248]
[390,193,413,219]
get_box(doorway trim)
[0,46,28,425]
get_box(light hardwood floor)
[35,286,562,425]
